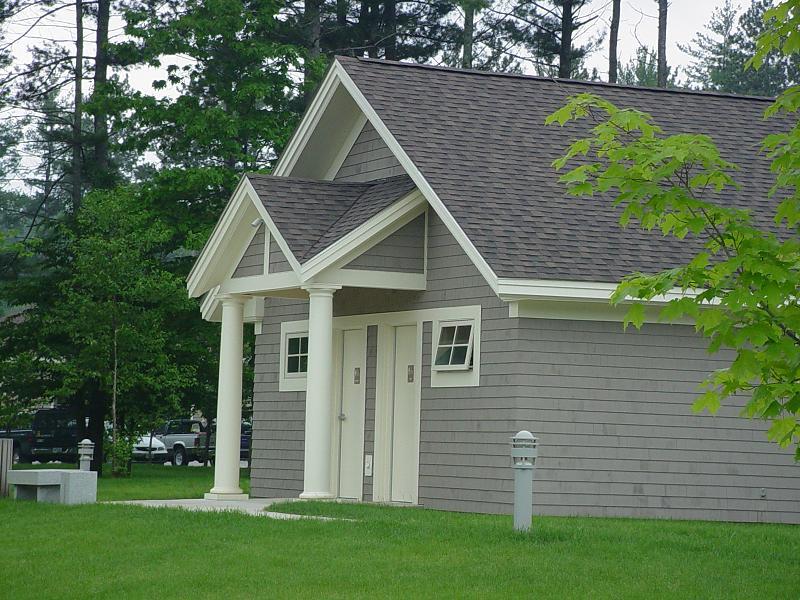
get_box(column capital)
[217,293,248,306]
[301,284,342,296]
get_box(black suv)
[24,408,81,463]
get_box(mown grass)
[11,462,250,500]
[0,488,797,599]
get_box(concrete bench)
[8,469,97,505]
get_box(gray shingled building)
[188,57,799,523]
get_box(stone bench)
[8,469,97,505]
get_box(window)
[433,321,474,371]
[286,334,309,376]
[279,322,309,392]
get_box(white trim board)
[508,298,693,325]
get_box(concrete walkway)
[111,498,337,521]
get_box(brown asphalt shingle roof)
[337,56,786,282]
[246,173,416,262]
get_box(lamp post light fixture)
[78,439,95,472]
[511,430,539,532]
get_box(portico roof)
[246,173,416,263]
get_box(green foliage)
[0,187,204,441]
[683,0,799,96]
[546,0,800,458]
[618,45,678,88]
[105,433,136,477]
[118,0,303,172]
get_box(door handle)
[338,413,346,421]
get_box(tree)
[529,0,602,78]
[656,0,668,87]
[609,0,621,83]
[618,45,677,87]
[681,0,741,92]
[546,0,800,457]
[682,0,799,96]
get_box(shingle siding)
[344,214,425,273]
[249,297,308,499]
[268,238,292,273]
[516,318,800,523]
[334,121,405,182]
[232,225,264,278]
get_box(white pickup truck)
[154,419,212,466]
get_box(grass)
[0,473,798,599]
[11,462,250,501]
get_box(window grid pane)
[435,323,473,368]
[286,335,309,375]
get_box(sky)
[581,0,725,79]
[2,0,732,97]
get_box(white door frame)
[281,304,481,505]
[330,326,368,501]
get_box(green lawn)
[1,469,797,600]
[11,462,250,500]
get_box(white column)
[206,294,248,500]
[300,284,340,499]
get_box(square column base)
[204,492,249,501]
[299,491,336,500]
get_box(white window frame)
[279,321,309,392]
[432,320,475,372]
[430,310,481,388]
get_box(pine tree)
[618,45,677,88]
[682,0,799,96]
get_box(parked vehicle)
[0,421,34,464]
[207,421,252,466]
[131,434,168,463]
[26,408,81,464]
[154,419,211,466]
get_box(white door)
[338,329,366,500]
[390,324,419,503]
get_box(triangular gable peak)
[272,58,499,294]
[187,176,302,300]
[187,172,429,318]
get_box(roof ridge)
[245,172,371,187]
[336,56,777,103]
[299,174,414,260]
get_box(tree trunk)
[92,0,111,186]
[367,0,379,58]
[111,322,118,473]
[656,0,668,87]
[384,0,397,60]
[462,3,474,69]
[71,0,83,212]
[88,387,106,474]
[609,0,621,83]
[559,0,574,78]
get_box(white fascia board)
[219,271,301,295]
[497,278,702,303]
[241,178,304,276]
[313,268,426,290]
[332,61,500,295]
[200,286,221,321]
[300,190,426,281]
[273,69,342,177]
[187,176,253,298]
